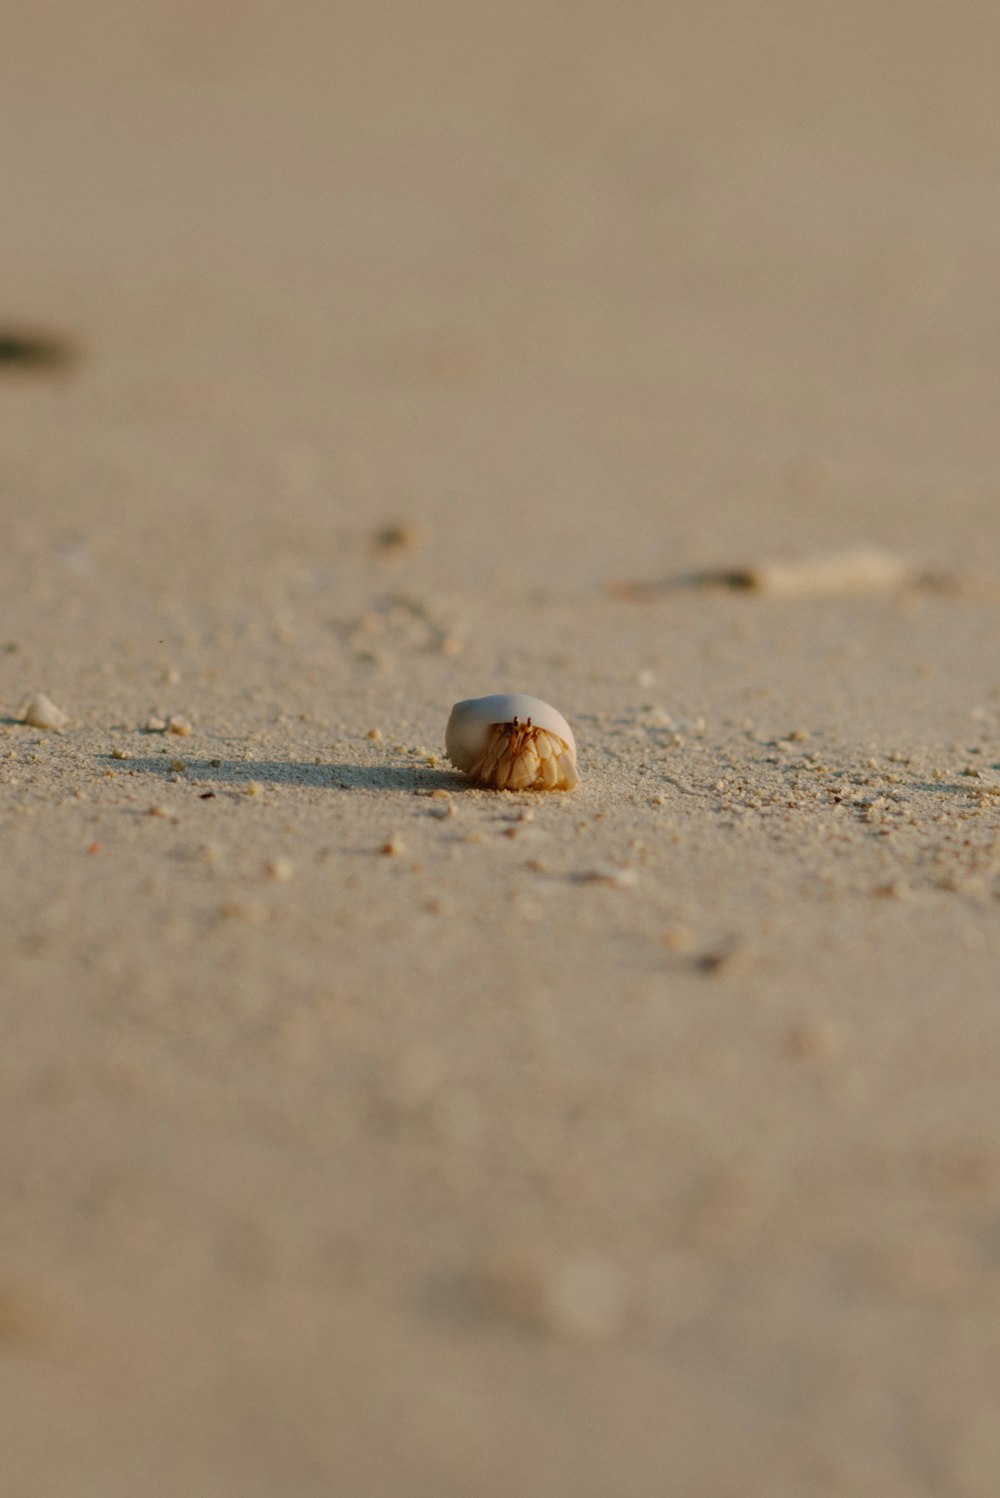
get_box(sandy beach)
[3,3,1000,1493]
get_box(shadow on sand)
[106,756,469,793]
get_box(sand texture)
[3,3,1000,1494]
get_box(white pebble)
[21,694,69,730]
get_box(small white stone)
[21,694,69,730]
[645,708,677,729]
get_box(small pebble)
[167,715,191,736]
[267,856,294,882]
[220,900,270,925]
[484,1246,629,1341]
[373,521,422,553]
[697,944,750,979]
[381,834,405,857]
[545,1253,630,1340]
[144,715,167,733]
[111,747,131,760]
[579,866,639,889]
[20,694,69,730]
[366,728,382,741]
[786,1022,844,1060]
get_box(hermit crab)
[445,693,578,791]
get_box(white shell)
[445,694,578,791]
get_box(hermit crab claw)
[445,694,579,791]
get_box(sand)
[3,3,1000,1494]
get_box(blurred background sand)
[3,4,1000,1494]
